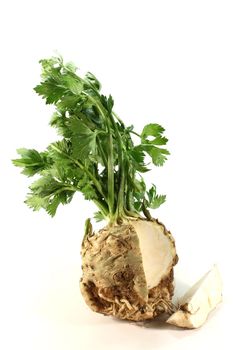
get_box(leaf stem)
[96,137,108,168]
[130,130,141,138]
[82,91,115,216]
[108,114,125,219]
[107,132,115,215]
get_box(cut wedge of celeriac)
[167,265,222,328]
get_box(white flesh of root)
[167,265,223,328]
[131,220,176,290]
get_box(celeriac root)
[80,218,178,321]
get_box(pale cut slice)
[131,220,176,289]
[167,265,222,328]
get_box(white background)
[0,0,232,349]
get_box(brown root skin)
[80,218,178,321]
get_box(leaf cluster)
[13,56,169,222]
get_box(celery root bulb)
[80,219,178,321]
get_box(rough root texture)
[80,219,178,321]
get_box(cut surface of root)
[80,218,178,321]
[167,265,223,328]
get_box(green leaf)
[129,146,150,173]
[82,106,102,127]
[132,177,147,211]
[25,194,49,211]
[12,148,52,176]
[151,135,168,146]
[149,194,166,209]
[145,145,170,166]
[99,94,114,113]
[57,95,81,111]
[26,170,76,217]
[69,118,97,160]
[34,81,66,104]
[47,139,72,162]
[94,211,105,222]
[139,123,170,166]
[46,196,61,217]
[85,72,101,91]
[34,57,83,104]
[107,95,114,113]
[141,123,165,139]
[64,61,77,73]
[72,131,97,161]
[49,112,71,137]
[82,183,98,200]
[46,191,74,217]
[39,56,63,80]
[26,191,75,217]
[29,174,62,197]
[141,123,168,146]
[62,74,83,95]
[147,185,166,209]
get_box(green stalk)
[108,113,141,222]
[108,114,126,220]
[82,91,115,218]
[129,130,141,138]
[117,158,126,218]
[96,137,108,168]
[126,178,133,212]
[107,131,114,215]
